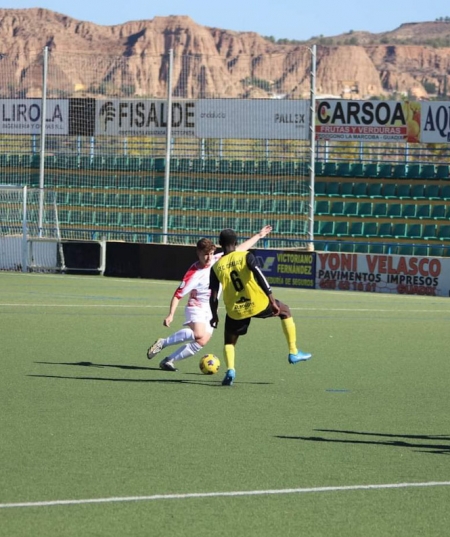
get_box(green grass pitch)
[0,272,449,536]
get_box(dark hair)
[219,228,237,247]
[196,238,215,253]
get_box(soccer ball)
[199,354,220,375]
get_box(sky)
[5,0,450,41]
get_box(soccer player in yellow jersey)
[210,228,312,386]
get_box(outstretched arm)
[236,224,272,252]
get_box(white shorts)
[184,306,214,334]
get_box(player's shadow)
[32,361,272,386]
[275,429,450,455]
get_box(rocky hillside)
[1,8,450,100]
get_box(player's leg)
[159,308,213,371]
[221,316,249,386]
[277,301,312,364]
[147,327,194,360]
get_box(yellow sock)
[281,317,298,354]
[224,344,235,371]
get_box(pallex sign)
[315,252,450,297]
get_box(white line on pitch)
[0,304,446,313]
[1,481,450,509]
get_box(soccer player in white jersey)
[147,225,272,371]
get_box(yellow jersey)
[212,250,269,320]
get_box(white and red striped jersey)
[173,253,222,308]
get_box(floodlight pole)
[38,46,49,238]
[308,45,317,250]
[162,48,174,244]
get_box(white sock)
[168,341,203,362]
[164,328,195,347]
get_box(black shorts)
[224,301,279,336]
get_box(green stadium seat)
[116,193,131,208]
[424,184,440,200]
[315,181,327,196]
[339,242,354,253]
[141,194,155,209]
[323,162,337,176]
[401,204,417,219]
[261,199,275,214]
[128,157,141,172]
[353,182,367,198]
[420,164,436,180]
[377,163,392,178]
[330,201,344,216]
[204,159,218,173]
[438,225,450,240]
[336,162,351,177]
[154,158,165,172]
[198,215,212,231]
[428,245,446,257]
[378,223,393,238]
[431,204,446,219]
[411,184,425,200]
[211,216,225,231]
[178,158,191,172]
[406,164,421,179]
[169,214,186,230]
[290,199,305,214]
[148,214,163,228]
[222,198,236,212]
[274,199,290,214]
[130,194,143,209]
[357,202,372,217]
[363,222,378,237]
[59,210,70,224]
[369,244,385,254]
[185,215,199,230]
[340,182,354,197]
[397,184,411,199]
[318,221,334,236]
[397,245,414,256]
[393,223,407,238]
[343,201,358,217]
[406,224,422,239]
[354,243,370,253]
[392,164,407,179]
[243,161,256,175]
[292,220,307,234]
[326,182,340,197]
[422,224,437,240]
[218,160,230,174]
[104,193,118,207]
[363,163,379,178]
[132,213,147,229]
[436,165,450,180]
[315,200,330,215]
[440,185,450,200]
[413,245,429,257]
[67,191,81,206]
[80,191,93,206]
[382,183,397,199]
[155,195,165,209]
[335,222,349,236]
[208,197,221,212]
[349,221,363,237]
[387,203,401,218]
[314,161,324,176]
[120,212,134,227]
[182,196,197,211]
[235,198,249,213]
[269,161,284,176]
[276,220,292,234]
[350,162,364,177]
[368,183,383,198]
[416,205,431,219]
[57,191,69,205]
[373,202,388,218]
[168,195,182,210]
[285,162,298,176]
[257,161,270,175]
